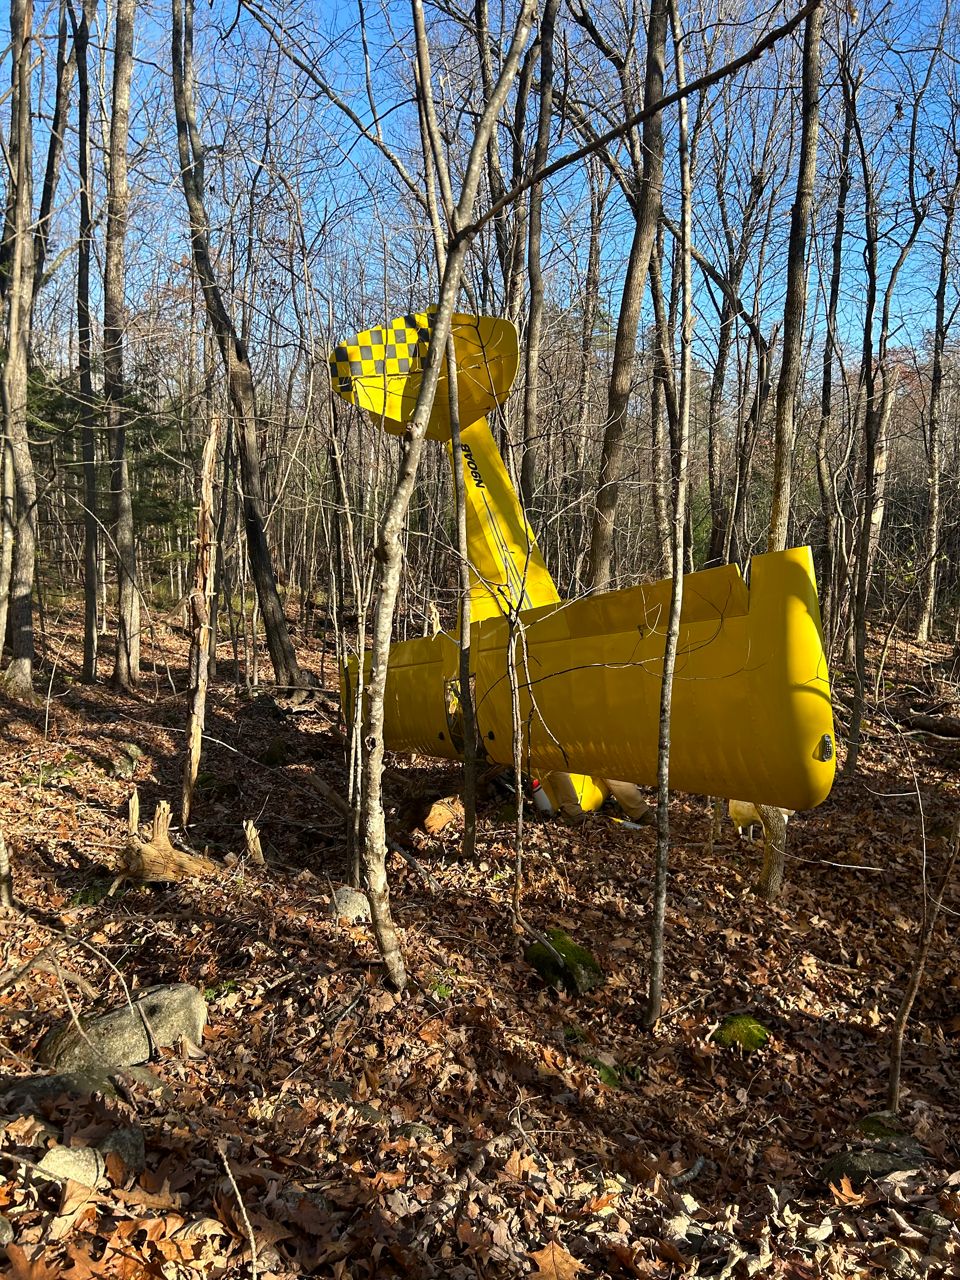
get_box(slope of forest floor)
[0,606,958,1279]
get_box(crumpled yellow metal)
[331,309,836,813]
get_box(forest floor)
[0,604,958,1279]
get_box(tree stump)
[243,819,265,865]
[116,801,219,889]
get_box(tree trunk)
[0,441,13,649]
[171,0,305,690]
[1,0,37,700]
[33,0,75,303]
[519,0,560,512]
[916,181,957,642]
[587,0,668,592]
[411,0,479,859]
[474,0,531,324]
[845,56,928,773]
[446,340,478,860]
[646,0,690,1029]
[767,0,822,553]
[105,0,140,690]
[756,805,787,901]
[816,73,853,646]
[72,0,100,682]
[705,292,734,566]
[360,0,536,988]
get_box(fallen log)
[899,709,960,738]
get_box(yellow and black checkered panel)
[329,309,519,441]
[328,313,433,401]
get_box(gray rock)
[857,1111,907,1141]
[38,984,207,1072]
[685,1230,733,1257]
[107,742,144,779]
[1,1064,174,1110]
[327,1079,385,1125]
[918,1210,952,1236]
[37,1144,106,1189]
[0,1215,12,1246]
[0,1068,118,1109]
[100,1126,146,1174]
[822,1110,925,1187]
[822,1140,924,1186]
[329,885,371,923]
[120,1065,174,1099]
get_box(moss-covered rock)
[106,742,143,779]
[524,929,603,995]
[712,1013,770,1052]
[856,1111,906,1141]
[821,1112,924,1186]
[821,1141,923,1187]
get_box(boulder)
[821,1112,925,1186]
[100,1125,146,1175]
[37,1144,106,1190]
[1,1068,118,1109]
[107,742,143,779]
[329,885,371,923]
[38,984,207,1072]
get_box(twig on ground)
[0,943,61,996]
[219,1140,259,1279]
[32,958,98,1000]
[389,840,441,892]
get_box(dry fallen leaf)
[528,1240,585,1280]
[830,1174,867,1206]
[2,1245,63,1280]
[601,1241,657,1278]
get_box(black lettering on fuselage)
[460,443,486,489]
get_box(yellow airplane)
[330,309,836,815]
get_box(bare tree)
[646,0,691,1027]
[1,0,39,699]
[358,0,536,987]
[583,0,669,593]
[105,0,140,690]
[33,0,76,301]
[767,0,823,552]
[917,102,960,642]
[69,0,100,681]
[410,0,479,858]
[845,34,934,772]
[815,46,855,647]
[172,0,307,691]
[520,0,561,512]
